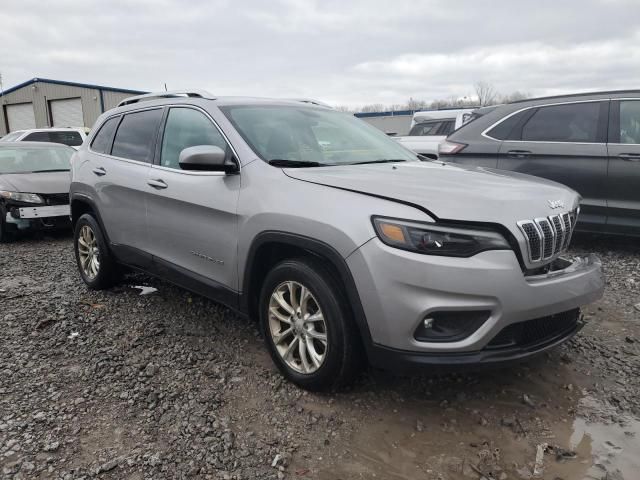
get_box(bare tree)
[359,103,386,113]
[498,90,530,103]
[474,81,498,106]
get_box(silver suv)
[70,90,604,390]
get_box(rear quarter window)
[91,117,120,154]
[485,110,529,140]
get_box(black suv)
[439,91,640,236]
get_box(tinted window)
[487,109,529,140]
[619,100,640,144]
[438,120,455,136]
[521,102,600,142]
[24,130,83,147]
[160,108,228,169]
[408,121,444,136]
[91,117,120,154]
[112,109,163,162]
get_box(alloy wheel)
[268,281,328,374]
[77,225,100,279]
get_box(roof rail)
[117,90,215,107]
[287,98,333,109]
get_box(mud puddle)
[301,368,639,480]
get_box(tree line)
[335,82,530,113]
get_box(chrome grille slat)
[518,209,578,264]
[550,215,565,253]
[561,213,572,249]
[517,220,542,261]
[535,218,555,259]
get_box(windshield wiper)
[268,159,323,168]
[349,159,408,165]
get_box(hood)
[283,161,579,226]
[0,171,71,194]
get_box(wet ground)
[1,232,639,479]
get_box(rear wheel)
[74,214,118,289]
[259,258,364,391]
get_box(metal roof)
[0,77,147,97]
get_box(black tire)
[0,206,16,243]
[259,258,364,391]
[73,213,118,289]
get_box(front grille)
[517,208,578,264]
[487,309,580,349]
[40,193,69,206]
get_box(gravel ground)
[1,232,639,480]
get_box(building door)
[50,98,83,127]
[6,103,36,131]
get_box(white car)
[394,109,476,158]
[0,127,87,150]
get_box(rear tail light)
[438,140,467,155]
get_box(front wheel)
[259,258,364,391]
[74,214,118,289]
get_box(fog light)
[414,311,490,342]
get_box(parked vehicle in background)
[439,90,640,236]
[0,127,87,149]
[393,108,476,158]
[0,142,74,241]
[70,90,603,390]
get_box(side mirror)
[179,145,237,173]
[385,131,397,137]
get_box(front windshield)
[221,105,418,165]
[0,146,73,174]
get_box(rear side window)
[24,130,83,147]
[438,120,455,136]
[112,109,163,162]
[521,102,601,142]
[619,100,640,144]
[91,117,120,154]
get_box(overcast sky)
[1,0,639,107]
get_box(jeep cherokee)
[70,90,604,390]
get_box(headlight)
[373,217,510,257]
[0,191,44,204]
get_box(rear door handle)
[92,167,106,176]
[147,179,168,189]
[618,153,640,162]
[506,150,532,159]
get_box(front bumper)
[5,208,71,232]
[347,238,604,368]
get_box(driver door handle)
[147,179,168,189]
[618,153,640,162]
[506,150,532,159]
[92,167,106,176]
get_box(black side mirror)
[179,145,237,173]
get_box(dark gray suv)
[439,91,640,236]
